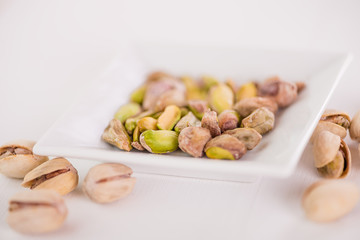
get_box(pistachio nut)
[131,126,145,151]
[154,89,187,112]
[310,121,347,144]
[200,76,219,91]
[208,83,234,114]
[236,82,257,102]
[204,134,247,160]
[125,110,156,134]
[174,111,201,133]
[295,81,306,93]
[0,140,48,178]
[224,128,262,150]
[82,163,136,203]
[137,117,158,132]
[182,76,206,100]
[7,189,68,234]
[142,79,175,110]
[313,131,351,179]
[302,180,359,222]
[140,130,178,154]
[114,102,142,123]
[130,85,147,104]
[225,78,237,94]
[178,127,212,158]
[258,76,298,108]
[151,111,163,119]
[188,100,209,119]
[350,110,360,141]
[180,107,189,117]
[320,109,351,130]
[22,157,79,195]
[201,109,221,138]
[218,110,240,132]
[234,97,278,118]
[103,119,132,151]
[146,71,176,83]
[157,105,181,130]
[241,107,275,135]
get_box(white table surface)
[1,1,360,239]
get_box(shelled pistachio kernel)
[234,97,278,118]
[137,117,158,132]
[208,83,234,114]
[7,189,68,234]
[204,134,247,160]
[178,127,212,158]
[241,107,275,135]
[130,85,147,104]
[218,110,240,132]
[302,180,359,222]
[175,111,200,133]
[201,109,221,138]
[103,118,132,151]
[82,163,136,203]
[224,128,262,150]
[0,140,48,178]
[22,157,79,195]
[125,110,155,134]
[140,130,178,154]
[114,102,141,123]
[188,100,209,119]
[157,105,181,130]
[236,82,257,102]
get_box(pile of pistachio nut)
[302,110,360,222]
[0,140,136,234]
[102,71,305,160]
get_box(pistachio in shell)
[310,121,347,144]
[241,107,275,135]
[137,117,158,132]
[302,180,359,222]
[0,140,49,178]
[218,110,240,132]
[320,109,351,130]
[224,128,262,150]
[204,134,247,160]
[236,82,257,102]
[157,105,181,130]
[350,110,360,141]
[22,157,79,195]
[178,127,212,158]
[174,111,201,133]
[234,97,278,118]
[140,130,178,154]
[102,119,132,151]
[208,83,234,114]
[201,109,221,138]
[188,100,209,119]
[114,102,142,123]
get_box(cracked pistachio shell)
[310,121,347,144]
[174,111,201,133]
[218,110,240,132]
[114,102,142,124]
[7,189,68,234]
[241,107,275,135]
[125,110,156,134]
[302,180,359,222]
[82,163,136,203]
[22,157,79,195]
[140,130,178,154]
[131,126,145,151]
[103,119,132,151]
[321,109,351,130]
[208,83,234,114]
[350,110,360,141]
[201,109,221,138]
[204,134,247,160]
[0,140,49,178]
[313,131,341,168]
[137,117,158,132]
[154,89,187,112]
[178,127,212,158]
[236,82,257,102]
[157,105,181,130]
[188,100,209,119]
[224,128,262,150]
[130,85,147,104]
[234,97,278,118]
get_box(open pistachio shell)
[320,109,351,130]
[0,140,49,178]
[224,128,262,150]
[350,110,360,141]
[208,83,234,114]
[102,119,132,151]
[204,134,247,160]
[241,107,275,135]
[317,151,344,179]
[313,131,340,168]
[234,97,278,118]
[310,121,347,144]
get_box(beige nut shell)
[321,109,351,122]
[313,131,341,168]
[310,121,347,144]
[350,110,360,141]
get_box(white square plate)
[34,44,352,182]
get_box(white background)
[1,0,360,239]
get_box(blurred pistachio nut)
[205,135,247,160]
[142,80,174,110]
[114,102,141,123]
[200,76,219,91]
[82,163,136,203]
[175,111,201,133]
[180,107,189,117]
[225,78,237,94]
[125,110,156,134]
[313,131,350,179]
[236,82,257,102]
[157,105,181,130]
[321,109,351,130]
[310,121,347,144]
[137,117,158,132]
[140,130,178,154]
[154,89,187,112]
[0,140,48,178]
[224,128,262,150]
[131,126,145,151]
[218,110,240,132]
[188,100,209,119]
[178,127,212,158]
[103,119,132,151]
[234,97,278,118]
[146,71,175,83]
[302,180,359,222]
[208,83,234,114]
[22,157,79,195]
[241,107,275,135]
[7,190,67,234]
[181,76,206,100]
[201,110,221,138]
[350,110,360,141]
[130,85,147,104]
